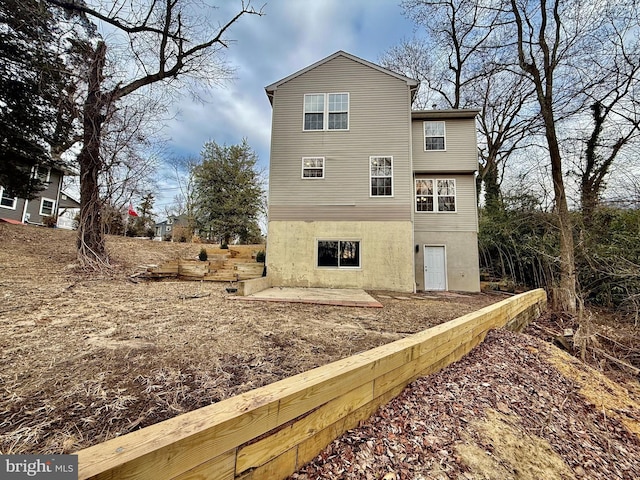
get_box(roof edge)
[411,109,480,119]
[265,50,419,103]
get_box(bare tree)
[382,0,537,213]
[508,0,603,313]
[166,155,200,237]
[577,5,640,223]
[46,0,263,269]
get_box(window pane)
[303,168,323,178]
[328,112,347,129]
[339,241,360,267]
[438,196,456,211]
[416,179,433,195]
[437,179,455,196]
[371,177,392,196]
[424,122,444,136]
[328,93,348,112]
[304,94,324,113]
[318,241,339,267]
[416,196,434,211]
[425,137,445,150]
[304,113,324,130]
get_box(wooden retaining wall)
[76,289,546,480]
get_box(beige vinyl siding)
[269,55,413,222]
[413,174,478,232]
[269,204,410,221]
[412,118,478,172]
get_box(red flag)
[128,203,138,217]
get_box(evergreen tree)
[194,139,263,246]
[0,0,95,198]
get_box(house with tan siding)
[264,51,480,293]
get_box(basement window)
[317,240,360,268]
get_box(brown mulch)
[291,329,640,480]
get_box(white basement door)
[424,245,446,290]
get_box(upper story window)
[302,157,324,179]
[415,178,456,212]
[0,187,17,209]
[424,121,446,151]
[39,197,56,216]
[33,166,51,183]
[370,156,393,197]
[303,93,349,131]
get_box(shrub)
[221,243,228,249]
[42,215,57,228]
[256,250,265,263]
[198,248,208,261]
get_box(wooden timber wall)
[76,289,546,480]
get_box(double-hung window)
[317,240,360,268]
[415,178,456,212]
[304,94,325,130]
[302,157,324,178]
[424,121,446,151]
[370,156,393,196]
[0,187,17,209]
[39,198,56,216]
[303,93,349,131]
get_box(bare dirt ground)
[0,223,499,455]
[2,223,638,479]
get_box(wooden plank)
[296,381,407,470]
[237,448,297,480]
[236,382,373,473]
[170,449,235,480]
[77,399,280,480]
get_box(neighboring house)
[264,51,480,292]
[154,214,188,240]
[56,192,81,229]
[0,165,78,228]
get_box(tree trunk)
[482,152,502,216]
[542,107,577,313]
[77,41,109,269]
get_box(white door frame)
[423,244,447,291]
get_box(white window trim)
[369,156,394,198]
[415,178,457,213]
[316,239,362,269]
[424,121,446,151]
[303,93,350,131]
[301,157,325,179]
[33,166,52,183]
[39,197,56,216]
[0,187,18,210]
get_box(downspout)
[55,169,63,226]
[21,200,29,223]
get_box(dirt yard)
[0,223,500,455]
[2,223,639,479]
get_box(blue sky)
[149,0,416,213]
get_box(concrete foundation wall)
[414,231,480,292]
[267,220,414,292]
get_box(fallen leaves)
[291,330,640,480]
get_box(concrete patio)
[228,286,384,308]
